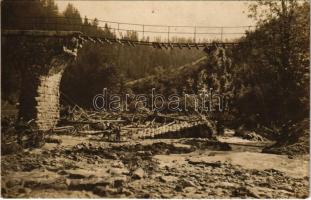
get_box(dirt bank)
[263,118,309,156]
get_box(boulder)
[67,178,111,190]
[132,168,145,179]
[159,175,178,183]
[93,186,118,196]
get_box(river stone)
[159,175,178,183]
[112,161,125,168]
[108,168,129,176]
[68,177,111,190]
[132,168,145,179]
[5,178,22,188]
[175,185,183,192]
[121,188,133,196]
[93,186,118,196]
[181,179,197,188]
[113,176,127,188]
[183,186,197,193]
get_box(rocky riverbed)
[1,133,309,198]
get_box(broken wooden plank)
[66,119,126,125]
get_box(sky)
[55,1,257,41]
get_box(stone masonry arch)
[3,30,82,130]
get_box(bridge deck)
[2,29,242,49]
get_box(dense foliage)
[1,0,309,134]
[229,0,309,129]
[125,0,310,131]
[1,0,204,105]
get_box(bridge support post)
[3,32,81,130]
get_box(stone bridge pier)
[19,54,72,131]
[3,31,82,130]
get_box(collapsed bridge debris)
[126,120,214,140]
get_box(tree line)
[2,0,309,134]
[121,0,310,132]
[1,0,204,106]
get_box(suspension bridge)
[2,16,256,49]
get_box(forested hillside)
[2,0,309,133]
[230,1,309,129]
[1,0,204,105]
[125,1,309,138]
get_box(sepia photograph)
[1,0,310,198]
